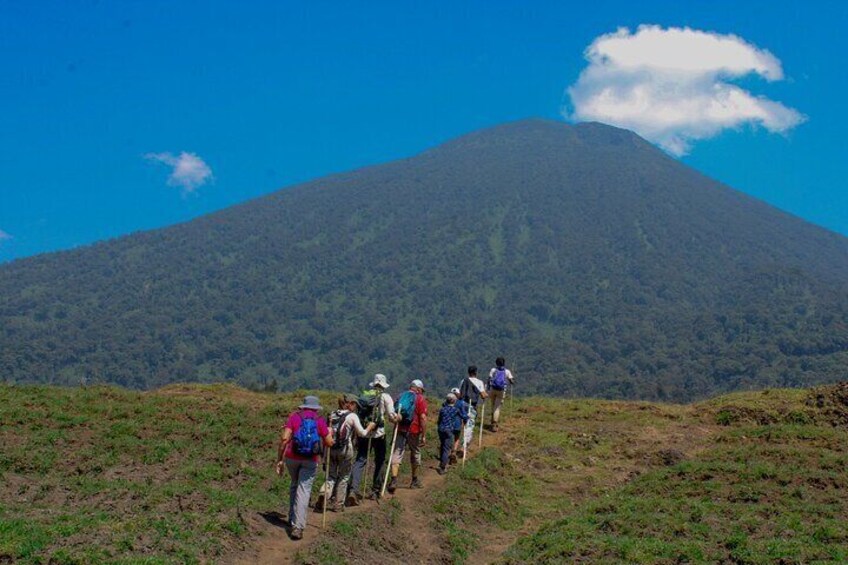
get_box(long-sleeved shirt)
[368,391,396,440]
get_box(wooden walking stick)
[321,446,330,528]
[478,402,486,449]
[461,418,469,468]
[380,423,400,498]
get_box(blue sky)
[1,1,846,262]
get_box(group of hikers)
[274,357,517,540]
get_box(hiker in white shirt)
[486,357,515,432]
[457,365,487,454]
[321,394,376,512]
[347,373,398,504]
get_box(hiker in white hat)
[387,379,428,493]
[275,395,334,540]
[347,373,398,504]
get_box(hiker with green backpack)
[487,357,515,432]
[319,394,377,512]
[347,373,398,504]
[275,396,334,540]
[387,379,428,493]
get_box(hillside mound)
[1,119,847,400]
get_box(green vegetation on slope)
[2,120,848,401]
[0,384,311,564]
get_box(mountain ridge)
[1,119,847,400]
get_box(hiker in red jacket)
[387,379,428,492]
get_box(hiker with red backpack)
[347,373,398,504]
[458,365,488,455]
[386,379,428,493]
[437,392,463,474]
[487,357,515,432]
[275,396,334,540]
[320,394,377,512]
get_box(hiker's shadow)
[259,511,289,530]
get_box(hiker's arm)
[352,416,375,437]
[419,412,427,445]
[322,432,334,448]
[276,428,292,474]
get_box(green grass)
[0,384,331,564]
[502,388,848,564]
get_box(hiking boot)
[410,477,423,489]
[332,502,345,513]
[290,527,303,540]
[345,494,360,507]
[387,477,398,494]
[313,494,325,512]
[437,467,447,475]
[366,489,381,501]
[491,423,499,433]
[449,454,458,465]
[455,449,464,458]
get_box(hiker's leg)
[408,432,422,481]
[491,389,504,425]
[390,431,408,478]
[370,437,387,492]
[439,430,452,469]
[285,458,301,526]
[291,460,317,531]
[326,451,341,501]
[348,437,369,496]
[464,405,477,449]
[335,449,355,501]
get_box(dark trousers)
[438,430,453,470]
[348,435,387,495]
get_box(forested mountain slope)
[2,119,847,400]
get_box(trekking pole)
[322,446,330,529]
[380,423,400,498]
[478,403,486,449]
[461,421,468,468]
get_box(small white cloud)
[145,151,213,193]
[0,230,12,243]
[566,25,805,155]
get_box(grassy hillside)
[2,383,847,564]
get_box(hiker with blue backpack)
[449,387,469,464]
[437,392,464,474]
[487,357,515,432]
[386,379,428,493]
[347,373,398,504]
[319,394,377,513]
[275,396,334,540]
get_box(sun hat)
[370,373,390,389]
[446,392,457,401]
[450,387,461,396]
[343,393,359,404]
[299,395,322,410]
[411,379,424,391]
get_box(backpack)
[438,404,459,434]
[491,368,508,391]
[292,411,321,456]
[329,410,350,451]
[357,390,382,426]
[396,391,418,427]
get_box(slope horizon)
[2,118,845,266]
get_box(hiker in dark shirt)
[458,365,488,455]
[437,393,462,474]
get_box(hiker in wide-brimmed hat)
[387,379,428,493]
[348,373,398,504]
[275,395,333,540]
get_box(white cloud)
[145,151,213,193]
[566,25,805,155]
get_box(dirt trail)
[230,422,515,565]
